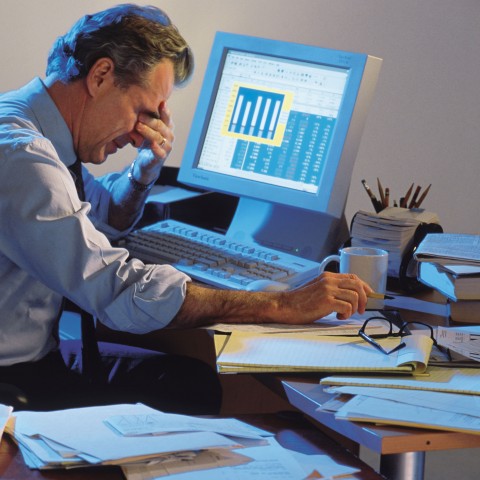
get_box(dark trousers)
[0,341,222,414]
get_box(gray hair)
[46,4,193,89]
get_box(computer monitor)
[179,32,382,261]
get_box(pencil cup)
[319,247,389,309]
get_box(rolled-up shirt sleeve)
[1,135,190,335]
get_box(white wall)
[2,0,479,234]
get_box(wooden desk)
[97,288,478,480]
[0,413,382,480]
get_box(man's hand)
[108,102,175,231]
[272,272,373,323]
[132,102,174,185]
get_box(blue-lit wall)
[1,0,478,236]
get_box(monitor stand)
[225,197,349,262]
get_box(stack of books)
[350,207,440,279]
[414,233,480,323]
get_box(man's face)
[78,60,175,164]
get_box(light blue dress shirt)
[0,78,189,365]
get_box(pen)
[361,179,383,213]
[413,183,431,208]
[368,292,395,300]
[408,185,422,209]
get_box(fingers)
[336,272,372,313]
[313,271,372,319]
[272,272,373,326]
[136,104,174,159]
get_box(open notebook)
[216,331,433,374]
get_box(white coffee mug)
[319,247,389,307]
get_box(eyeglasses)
[358,316,449,357]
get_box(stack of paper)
[6,403,245,470]
[351,207,440,277]
[320,367,480,435]
[414,233,480,266]
[3,402,360,479]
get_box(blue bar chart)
[228,87,284,140]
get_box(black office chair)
[0,383,29,410]
[0,302,101,410]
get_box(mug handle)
[318,254,340,273]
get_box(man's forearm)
[107,168,151,231]
[167,282,282,329]
[168,272,373,329]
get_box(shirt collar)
[26,77,77,169]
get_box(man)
[0,4,371,413]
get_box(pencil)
[384,187,390,208]
[368,292,395,300]
[361,179,383,212]
[377,177,385,207]
[408,185,422,209]
[401,183,414,208]
[413,183,431,208]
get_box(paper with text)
[106,413,272,439]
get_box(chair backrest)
[0,301,103,409]
[64,300,105,385]
[0,383,29,410]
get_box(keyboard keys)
[124,220,319,290]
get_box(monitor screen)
[178,32,381,258]
[179,32,382,219]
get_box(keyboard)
[121,220,321,290]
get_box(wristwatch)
[127,162,155,192]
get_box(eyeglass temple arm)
[359,331,389,355]
[359,331,407,355]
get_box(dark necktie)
[66,158,103,383]
[68,158,85,201]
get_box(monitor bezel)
[178,32,374,217]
